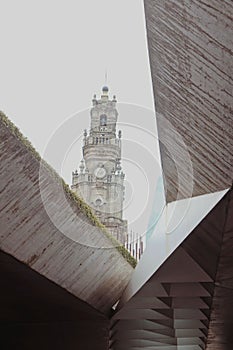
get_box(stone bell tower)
[71,86,127,244]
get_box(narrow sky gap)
[0,0,161,238]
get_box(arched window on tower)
[100,114,107,126]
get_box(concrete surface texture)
[0,113,133,315]
[144,0,233,202]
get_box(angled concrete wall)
[144,0,233,202]
[0,113,134,315]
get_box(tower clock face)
[94,167,106,179]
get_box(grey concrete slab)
[0,114,133,314]
[144,0,233,202]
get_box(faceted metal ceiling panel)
[110,188,233,349]
[118,189,227,307]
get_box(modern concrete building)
[0,0,233,349]
[109,1,233,349]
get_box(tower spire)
[105,68,108,85]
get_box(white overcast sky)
[0,0,164,238]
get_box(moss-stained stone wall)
[0,111,135,314]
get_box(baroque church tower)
[71,86,127,244]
